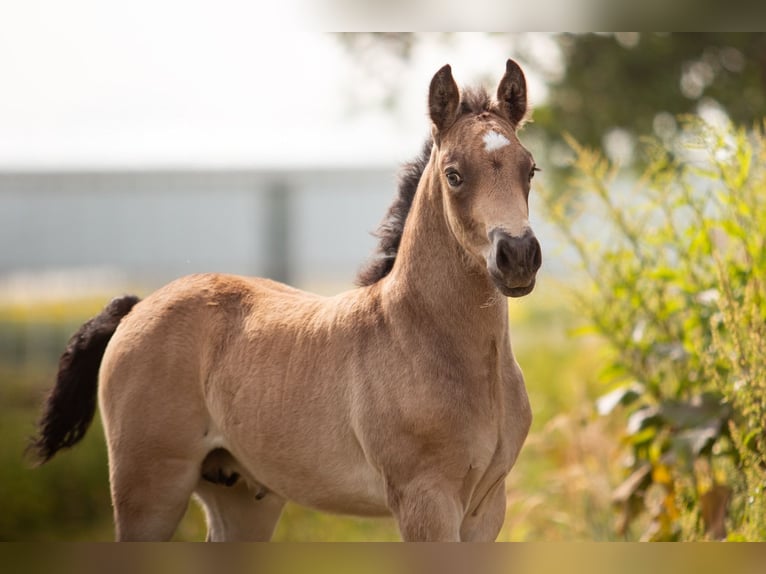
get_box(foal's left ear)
[496,59,527,128]
[429,64,460,138]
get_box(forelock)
[459,87,493,116]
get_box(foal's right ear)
[428,64,460,139]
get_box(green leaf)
[671,424,720,457]
[596,383,645,416]
[648,268,678,281]
[627,427,659,450]
[658,394,730,430]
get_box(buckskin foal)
[31,59,542,541]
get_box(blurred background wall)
[0,168,395,295]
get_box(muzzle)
[486,228,542,297]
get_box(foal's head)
[428,60,541,297]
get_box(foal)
[32,59,542,541]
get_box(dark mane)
[355,137,434,287]
[355,86,494,287]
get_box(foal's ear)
[496,59,527,128]
[428,64,460,137]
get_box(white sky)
[0,4,556,169]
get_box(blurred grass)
[0,278,622,541]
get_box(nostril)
[496,240,512,272]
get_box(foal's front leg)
[387,476,464,541]
[459,478,507,542]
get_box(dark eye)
[445,169,463,188]
[529,165,541,182]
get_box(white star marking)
[483,130,511,152]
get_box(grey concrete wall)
[0,168,396,291]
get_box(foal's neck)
[381,162,508,341]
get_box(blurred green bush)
[0,300,114,540]
[540,116,766,540]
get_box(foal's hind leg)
[195,480,285,541]
[110,452,201,541]
[103,388,208,540]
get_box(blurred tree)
[338,33,766,166]
[539,33,766,162]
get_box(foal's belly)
[282,458,390,517]
[255,453,390,517]
[220,417,391,517]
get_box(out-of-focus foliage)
[339,33,766,172]
[539,117,766,540]
[537,33,766,156]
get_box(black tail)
[29,294,140,465]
